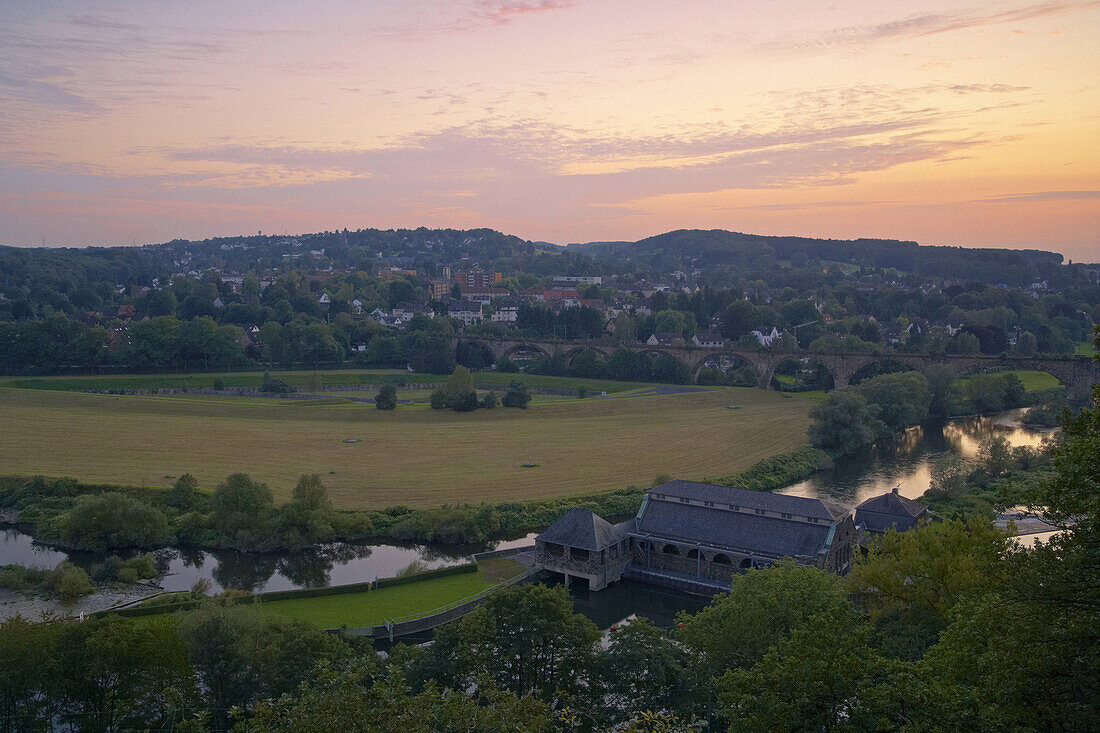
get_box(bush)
[260,371,292,394]
[502,380,530,409]
[212,378,226,390]
[496,356,519,373]
[54,493,171,552]
[375,383,397,410]
[451,390,480,412]
[481,390,499,409]
[43,562,93,603]
[712,446,830,491]
[1023,396,1067,426]
[168,473,198,510]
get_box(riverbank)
[120,556,528,629]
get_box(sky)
[0,1,1098,260]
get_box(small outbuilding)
[854,488,929,535]
[534,508,631,590]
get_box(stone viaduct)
[454,337,1099,404]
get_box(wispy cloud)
[758,1,1100,55]
[974,189,1100,202]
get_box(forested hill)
[568,229,1067,287]
[0,226,1084,298]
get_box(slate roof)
[854,490,928,533]
[636,500,833,559]
[536,509,628,551]
[650,480,848,522]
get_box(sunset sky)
[0,1,1097,259]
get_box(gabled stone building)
[536,480,864,594]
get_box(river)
[0,409,1054,608]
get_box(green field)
[0,380,813,508]
[1075,341,1098,357]
[132,558,526,628]
[257,569,496,628]
[955,369,1062,392]
[0,369,647,395]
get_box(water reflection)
[779,408,1056,505]
[1,529,540,594]
[551,577,710,630]
[1,411,1054,595]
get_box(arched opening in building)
[694,353,756,386]
[771,357,834,391]
[848,358,918,386]
[662,544,680,556]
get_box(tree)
[928,452,967,496]
[502,379,530,408]
[718,300,757,339]
[55,493,171,552]
[168,473,199,510]
[718,611,897,731]
[431,365,479,411]
[423,583,600,702]
[249,664,554,733]
[1016,331,1038,356]
[180,604,352,731]
[925,364,956,419]
[846,518,1009,624]
[375,383,397,410]
[210,473,275,547]
[808,390,883,454]
[597,617,687,726]
[481,390,499,409]
[978,435,1014,477]
[858,371,930,435]
[677,563,851,679]
[54,615,193,732]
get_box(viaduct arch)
[453,338,1099,403]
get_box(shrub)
[375,383,397,410]
[502,380,531,409]
[54,493,171,551]
[212,378,226,390]
[260,371,292,394]
[481,390,499,409]
[43,562,93,603]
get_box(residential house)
[692,332,724,348]
[448,301,483,327]
[752,326,781,346]
[647,332,681,347]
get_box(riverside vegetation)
[1,384,1096,730]
[0,436,824,555]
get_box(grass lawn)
[0,382,813,508]
[136,558,526,629]
[0,368,647,395]
[256,572,493,628]
[955,369,1062,392]
[1075,342,1097,357]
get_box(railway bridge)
[453,338,1098,403]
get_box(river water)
[778,408,1054,505]
[0,409,1054,604]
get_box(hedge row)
[105,562,478,618]
[707,445,831,492]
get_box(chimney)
[891,486,899,495]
